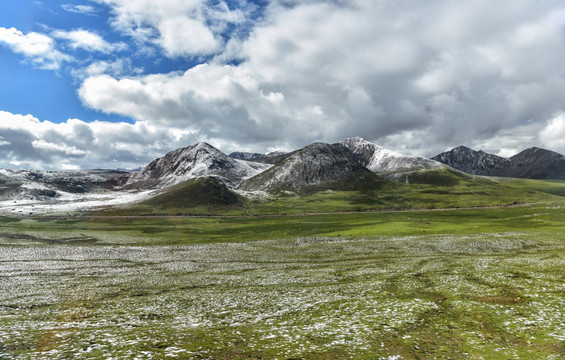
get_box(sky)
[2,0,565,170]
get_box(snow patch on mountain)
[0,168,143,215]
[228,151,264,161]
[239,142,378,193]
[127,142,271,189]
[335,137,444,176]
[0,189,155,215]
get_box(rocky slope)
[0,169,130,201]
[334,137,444,178]
[0,169,139,215]
[238,142,384,194]
[432,146,510,176]
[230,150,292,165]
[228,152,263,161]
[433,146,565,179]
[126,142,271,189]
[497,147,565,179]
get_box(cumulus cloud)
[539,113,565,153]
[0,111,208,170]
[76,0,565,158]
[52,29,127,53]
[5,0,565,170]
[0,27,72,70]
[93,0,249,57]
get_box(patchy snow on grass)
[0,233,564,358]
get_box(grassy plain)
[0,177,564,359]
[103,169,561,216]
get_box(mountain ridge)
[239,142,385,194]
[2,138,565,215]
[433,146,565,180]
[126,142,271,189]
[334,137,444,179]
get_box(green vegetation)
[98,169,561,216]
[1,177,565,358]
[0,229,564,359]
[1,202,564,245]
[496,177,565,197]
[138,177,245,214]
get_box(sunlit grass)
[0,233,564,359]
[0,178,564,358]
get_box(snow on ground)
[0,189,155,216]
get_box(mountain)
[498,147,565,180]
[238,142,385,194]
[251,151,293,165]
[126,142,271,189]
[433,146,565,180]
[334,137,444,178]
[228,152,263,161]
[0,169,130,201]
[432,146,510,176]
[230,150,292,165]
[140,176,244,211]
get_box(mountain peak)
[334,137,443,177]
[239,142,382,194]
[432,146,509,176]
[126,142,271,189]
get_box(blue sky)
[0,1,236,124]
[2,0,565,170]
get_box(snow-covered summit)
[126,142,271,189]
[228,151,264,161]
[334,137,444,175]
[239,142,380,193]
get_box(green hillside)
[97,170,563,216]
[137,177,245,214]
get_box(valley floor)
[0,206,564,359]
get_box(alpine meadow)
[2,1,565,359]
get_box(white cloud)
[52,29,127,53]
[0,27,72,70]
[158,16,218,56]
[6,0,565,170]
[32,139,87,156]
[71,59,144,79]
[93,0,248,57]
[539,113,565,153]
[61,4,98,16]
[0,137,11,146]
[77,0,565,157]
[0,111,203,170]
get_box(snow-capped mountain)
[228,151,264,161]
[432,146,510,176]
[229,150,291,165]
[432,146,565,179]
[0,169,138,215]
[0,169,129,200]
[239,142,382,194]
[126,142,271,189]
[334,137,444,177]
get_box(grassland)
[101,169,561,216]
[0,177,564,359]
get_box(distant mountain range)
[432,146,565,180]
[1,137,564,214]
